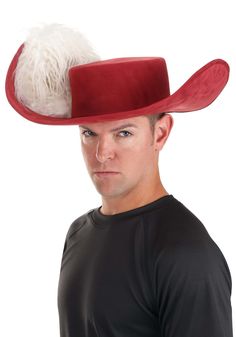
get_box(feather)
[14,23,100,117]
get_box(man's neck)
[100,184,169,216]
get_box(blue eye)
[118,130,132,137]
[81,130,94,137]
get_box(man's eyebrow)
[79,123,138,132]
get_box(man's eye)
[81,130,94,137]
[118,130,132,137]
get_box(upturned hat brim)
[5,44,230,125]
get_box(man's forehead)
[79,115,147,131]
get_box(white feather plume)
[14,23,101,118]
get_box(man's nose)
[96,138,115,163]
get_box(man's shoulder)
[148,196,231,282]
[65,207,95,241]
[147,196,221,262]
[146,196,210,239]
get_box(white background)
[0,0,235,336]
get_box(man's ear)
[154,114,174,151]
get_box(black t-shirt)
[57,194,233,337]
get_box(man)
[78,113,170,215]
[5,24,233,337]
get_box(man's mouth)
[94,171,120,177]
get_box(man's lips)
[94,171,119,173]
[94,171,120,177]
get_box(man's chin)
[94,184,124,198]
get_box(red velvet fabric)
[5,43,230,125]
[69,57,170,118]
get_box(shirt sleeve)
[154,239,233,337]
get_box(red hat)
[5,26,230,126]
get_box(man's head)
[78,113,173,200]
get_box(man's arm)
[153,239,233,337]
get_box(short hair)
[144,112,166,136]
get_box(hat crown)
[69,57,170,118]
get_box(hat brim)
[5,44,229,125]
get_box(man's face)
[79,115,160,199]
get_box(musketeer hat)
[5,24,230,125]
